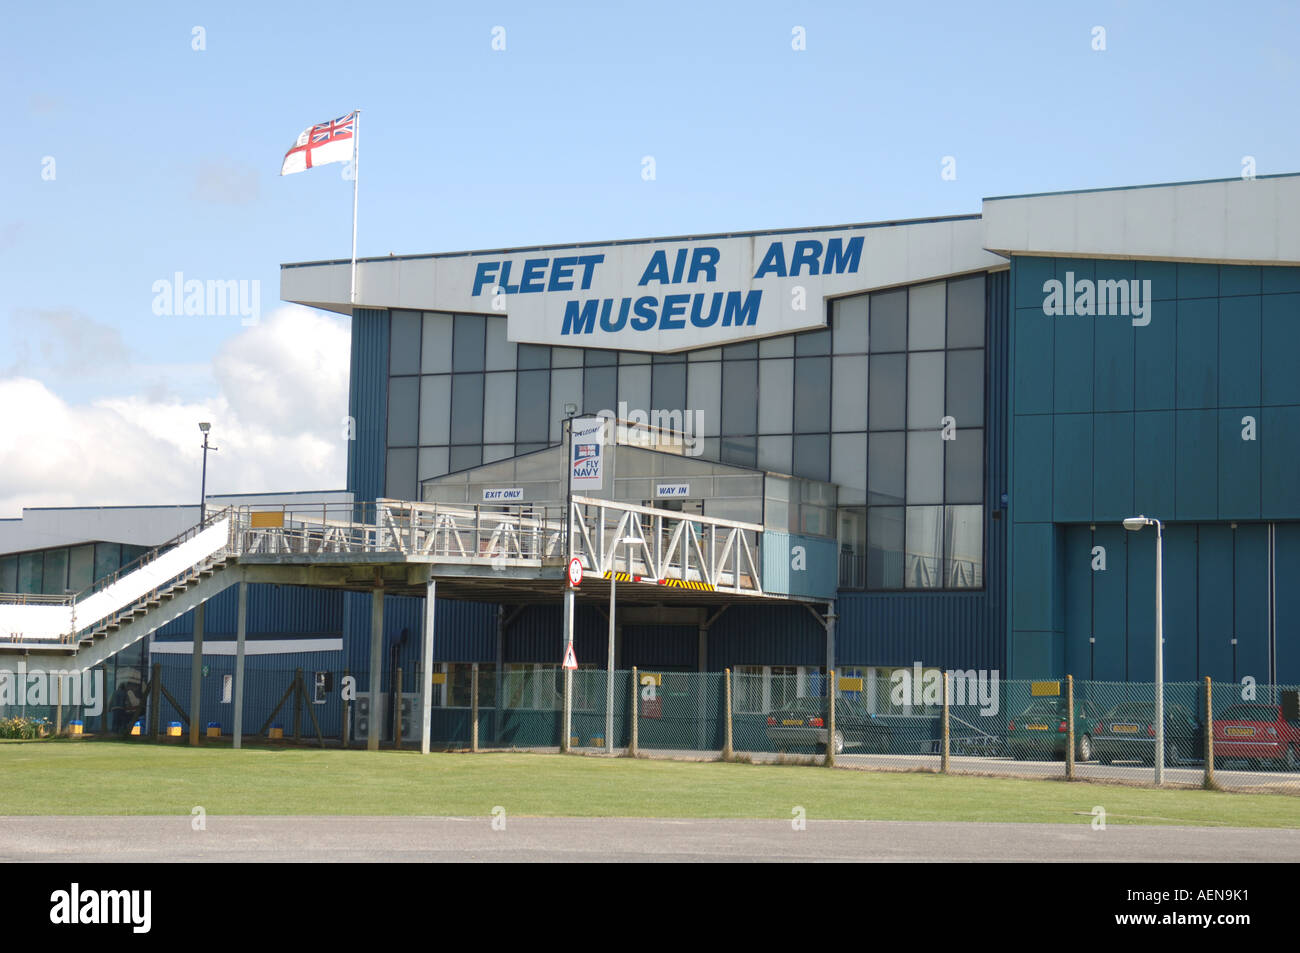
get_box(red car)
[1213,703,1300,770]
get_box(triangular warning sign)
[562,642,578,670]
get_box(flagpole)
[350,109,361,307]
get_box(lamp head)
[1122,516,1150,532]
[198,422,211,433]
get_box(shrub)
[0,716,52,740]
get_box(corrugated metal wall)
[153,584,343,639]
[834,267,1009,673]
[347,308,388,503]
[707,603,825,669]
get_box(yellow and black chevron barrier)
[601,571,714,592]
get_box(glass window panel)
[482,444,513,464]
[482,372,515,444]
[0,556,16,592]
[721,360,758,435]
[43,548,68,594]
[759,335,794,358]
[515,443,546,456]
[619,350,651,364]
[904,505,943,589]
[868,354,906,430]
[757,435,792,473]
[867,506,904,589]
[687,361,721,438]
[583,365,617,417]
[793,356,830,433]
[689,347,722,361]
[758,359,793,434]
[831,355,867,431]
[837,507,867,589]
[944,504,983,588]
[792,434,829,482]
[549,369,583,443]
[585,349,617,366]
[18,552,43,593]
[389,310,421,376]
[944,428,984,504]
[385,448,418,500]
[517,343,550,369]
[450,374,485,445]
[945,348,984,428]
[869,289,907,352]
[387,376,419,447]
[617,364,651,415]
[831,433,866,505]
[795,328,831,356]
[652,351,685,363]
[452,314,486,371]
[720,435,757,468]
[92,543,120,585]
[418,447,449,482]
[723,341,758,360]
[651,362,686,414]
[514,369,550,444]
[908,281,946,350]
[484,318,515,370]
[421,313,453,373]
[449,445,482,472]
[551,347,583,368]
[868,432,905,505]
[68,544,94,592]
[946,273,986,349]
[906,351,945,430]
[906,430,943,504]
[832,294,869,354]
[418,375,451,446]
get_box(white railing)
[568,496,763,594]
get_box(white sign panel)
[482,488,523,502]
[655,483,690,498]
[569,417,605,491]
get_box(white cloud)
[0,306,350,517]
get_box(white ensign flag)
[280,111,356,175]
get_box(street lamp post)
[1124,515,1164,784]
[607,534,639,753]
[198,422,217,524]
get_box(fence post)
[827,669,837,768]
[1204,676,1215,790]
[293,668,304,742]
[940,671,950,774]
[1066,675,1076,780]
[471,663,480,753]
[55,676,63,736]
[561,667,572,753]
[149,662,161,738]
[630,666,639,757]
[723,669,733,761]
[395,666,403,749]
[342,667,351,748]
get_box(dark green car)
[1007,698,1101,761]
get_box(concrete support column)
[421,579,436,755]
[232,580,247,749]
[188,602,205,745]
[368,586,384,752]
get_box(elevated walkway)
[0,496,790,671]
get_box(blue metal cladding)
[622,625,697,669]
[151,650,346,739]
[341,592,498,691]
[153,585,344,639]
[761,532,837,599]
[347,308,389,503]
[504,603,604,665]
[834,268,1009,675]
[708,603,825,669]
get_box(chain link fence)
[14,658,1297,794]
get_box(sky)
[1,0,1297,517]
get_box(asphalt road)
[1,815,1295,862]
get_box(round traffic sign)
[567,557,583,587]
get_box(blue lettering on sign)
[753,237,862,279]
[472,254,605,296]
[638,247,721,286]
[558,290,762,336]
[563,300,598,335]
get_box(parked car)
[765,698,890,755]
[1007,698,1102,761]
[1093,701,1203,766]
[1213,703,1300,770]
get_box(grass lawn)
[0,739,1296,827]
